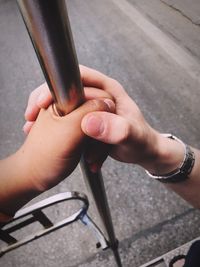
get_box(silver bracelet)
[146,134,195,183]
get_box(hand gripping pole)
[17,1,122,266]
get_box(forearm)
[166,147,200,209]
[0,149,39,216]
[0,98,110,217]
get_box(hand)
[23,78,114,134]
[21,67,200,211]
[24,66,184,175]
[23,69,115,172]
[79,67,160,168]
[24,67,155,169]
[80,67,185,175]
[20,98,112,192]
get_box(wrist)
[142,132,185,175]
[16,145,46,193]
[0,149,40,216]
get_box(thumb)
[81,112,130,144]
[54,99,115,144]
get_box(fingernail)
[22,122,29,134]
[84,115,104,137]
[22,121,33,135]
[103,99,115,112]
[89,163,100,173]
[37,91,46,104]
[89,162,103,173]
[24,106,31,119]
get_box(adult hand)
[24,66,184,175]
[80,67,186,176]
[79,67,159,169]
[23,76,114,134]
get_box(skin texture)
[0,97,113,215]
[24,66,185,173]
[1,65,200,217]
[23,66,200,209]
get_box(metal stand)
[0,192,108,257]
[17,1,122,266]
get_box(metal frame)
[0,192,108,257]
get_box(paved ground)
[0,0,200,266]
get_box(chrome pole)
[17,1,122,266]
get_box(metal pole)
[17,1,122,266]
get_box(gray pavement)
[162,0,200,25]
[0,0,200,266]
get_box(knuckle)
[108,78,122,88]
[107,78,125,96]
[29,87,39,101]
[28,91,35,101]
[88,99,108,111]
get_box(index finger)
[80,65,126,99]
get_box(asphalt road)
[0,0,200,266]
